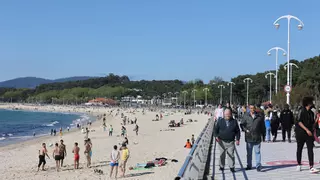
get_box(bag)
[314,129,320,144]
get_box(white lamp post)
[192,89,197,108]
[182,91,188,108]
[265,72,276,104]
[174,92,179,106]
[273,15,304,104]
[218,85,225,104]
[284,63,299,87]
[168,92,172,104]
[227,82,235,105]
[203,87,210,106]
[243,78,253,106]
[267,47,287,94]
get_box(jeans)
[246,142,261,168]
[218,140,235,168]
[266,127,271,141]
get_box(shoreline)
[0,103,100,150]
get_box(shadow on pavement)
[235,147,249,180]
[261,164,296,172]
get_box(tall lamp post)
[284,63,299,87]
[203,87,210,106]
[227,82,235,105]
[192,89,197,108]
[168,92,172,104]
[162,93,166,105]
[182,91,188,108]
[218,85,225,104]
[174,92,179,106]
[243,78,253,106]
[273,15,304,104]
[267,47,287,94]
[265,72,276,104]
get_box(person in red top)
[184,139,192,148]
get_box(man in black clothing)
[295,97,316,172]
[280,104,294,143]
[214,109,240,173]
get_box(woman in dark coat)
[270,110,280,142]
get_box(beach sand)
[0,104,210,180]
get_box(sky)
[0,0,319,83]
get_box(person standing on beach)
[37,143,50,171]
[67,127,70,132]
[51,129,53,136]
[84,139,92,167]
[59,128,63,137]
[53,129,56,136]
[109,125,113,136]
[52,143,61,172]
[119,144,130,177]
[85,127,89,139]
[59,139,67,167]
[134,124,139,136]
[110,145,120,178]
[72,142,80,169]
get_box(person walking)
[214,104,224,120]
[214,109,240,172]
[240,105,266,172]
[295,97,318,172]
[280,104,294,143]
[270,110,280,142]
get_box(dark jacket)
[270,111,280,129]
[214,118,240,142]
[280,109,294,129]
[295,107,315,140]
[240,112,266,143]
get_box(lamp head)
[267,52,271,56]
[274,23,280,29]
[283,53,287,56]
[298,24,303,30]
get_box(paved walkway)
[209,131,320,180]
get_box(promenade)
[210,131,320,180]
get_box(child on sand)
[37,143,50,171]
[184,139,192,149]
[72,142,80,169]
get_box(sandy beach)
[0,104,210,180]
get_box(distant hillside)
[0,76,96,88]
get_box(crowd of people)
[213,96,320,173]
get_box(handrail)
[175,117,215,180]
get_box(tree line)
[1,55,320,107]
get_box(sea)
[0,109,90,146]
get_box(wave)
[43,121,59,127]
[2,133,13,137]
[0,137,6,141]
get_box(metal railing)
[175,118,215,180]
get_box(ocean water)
[0,109,90,146]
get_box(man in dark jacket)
[280,104,294,143]
[214,109,240,173]
[240,105,266,172]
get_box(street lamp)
[162,93,166,105]
[267,47,287,94]
[168,92,173,104]
[243,78,253,106]
[192,89,197,108]
[227,82,235,105]
[284,63,299,87]
[265,72,276,104]
[218,85,225,104]
[273,15,304,104]
[174,92,179,106]
[182,91,188,108]
[203,87,210,106]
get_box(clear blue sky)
[0,0,319,82]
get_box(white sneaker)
[310,168,319,173]
[296,165,301,171]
